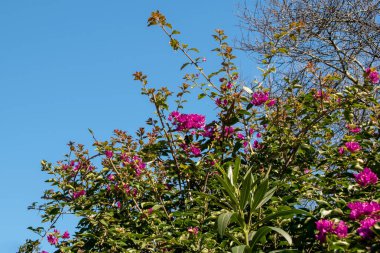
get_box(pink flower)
[236,133,245,140]
[267,99,276,107]
[366,68,380,84]
[334,221,348,239]
[189,144,201,156]
[226,82,233,89]
[123,155,146,176]
[107,174,115,181]
[338,147,345,155]
[224,126,235,137]
[169,112,206,131]
[202,57,207,62]
[357,217,379,238]
[216,98,228,107]
[73,190,86,199]
[345,142,361,153]
[251,91,269,106]
[47,234,58,245]
[41,251,49,253]
[105,150,113,158]
[354,168,378,187]
[304,168,311,174]
[346,124,361,133]
[315,219,333,242]
[315,219,348,242]
[188,226,199,235]
[314,90,329,100]
[62,231,70,239]
[347,201,380,220]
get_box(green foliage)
[19,9,380,253]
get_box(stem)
[159,25,220,92]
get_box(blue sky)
[0,1,257,251]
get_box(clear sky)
[0,1,258,251]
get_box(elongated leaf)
[259,209,312,224]
[233,157,241,186]
[232,245,250,253]
[217,212,235,237]
[250,226,272,248]
[228,165,234,186]
[250,179,269,210]
[268,226,292,245]
[269,249,299,252]
[216,175,239,208]
[240,171,252,210]
[255,186,276,209]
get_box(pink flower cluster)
[105,150,113,158]
[179,143,201,157]
[315,219,348,242]
[354,168,378,187]
[73,190,86,199]
[169,111,206,131]
[122,154,146,176]
[347,201,380,220]
[365,68,379,84]
[47,229,70,245]
[251,91,269,106]
[357,217,379,238]
[345,141,361,153]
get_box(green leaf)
[232,245,250,253]
[259,209,312,224]
[216,175,239,208]
[250,226,271,248]
[255,186,276,209]
[250,178,269,210]
[217,212,235,237]
[240,170,252,210]
[267,226,292,245]
[242,86,253,94]
[233,157,241,186]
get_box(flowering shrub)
[18,10,380,253]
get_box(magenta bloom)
[236,133,245,140]
[251,91,269,106]
[315,219,348,242]
[41,251,49,253]
[62,231,70,239]
[226,82,233,89]
[366,68,380,84]
[107,174,115,181]
[334,221,348,239]
[338,147,345,155]
[224,126,235,137]
[169,111,206,131]
[189,145,201,156]
[267,99,276,107]
[47,234,58,245]
[346,124,361,133]
[188,226,199,235]
[357,217,378,238]
[354,168,378,187]
[123,155,146,176]
[73,190,86,199]
[347,201,380,220]
[315,219,333,242]
[105,150,113,158]
[345,142,361,153]
[216,98,228,107]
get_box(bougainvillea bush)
[19,11,380,253]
